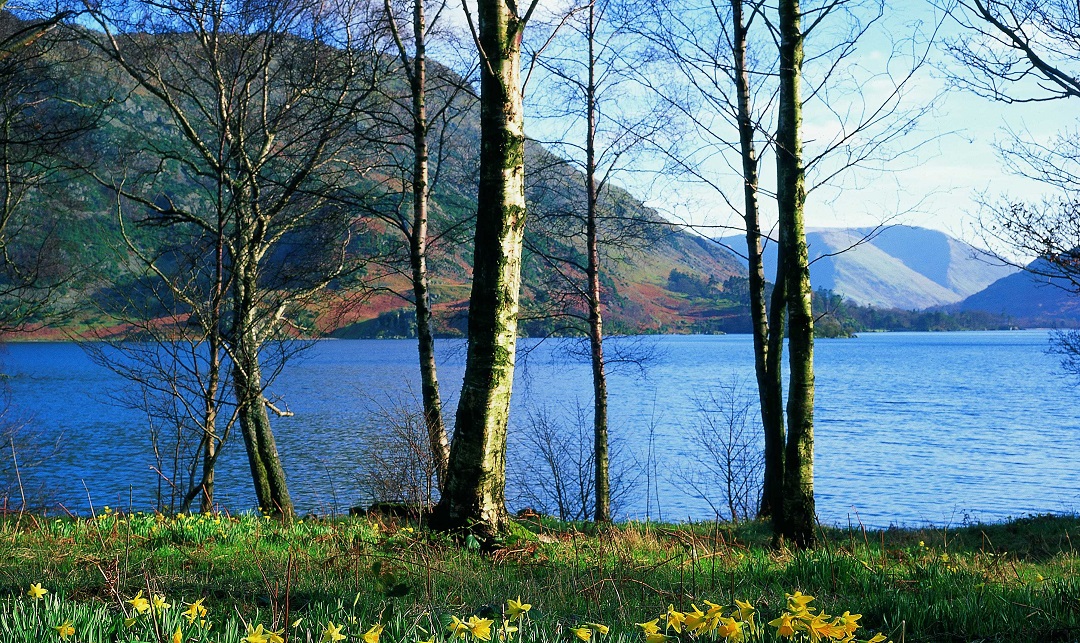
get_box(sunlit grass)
[1,512,1078,641]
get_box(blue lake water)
[1,330,1076,528]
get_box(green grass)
[1,511,1078,641]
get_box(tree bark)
[775,0,815,547]
[729,0,786,521]
[402,0,451,490]
[232,263,294,521]
[431,0,527,538]
[584,1,611,524]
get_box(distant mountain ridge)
[954,258,1080,323]
[719,226,1015,310]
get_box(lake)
[1,330,1076,528]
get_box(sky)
[506,0,1080,249]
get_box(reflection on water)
[1,330,1077,528]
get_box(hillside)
[719,226,1015,310]
[5,26,748,339]
[954,258,1080,324]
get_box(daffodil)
[733,600,755,622]
[172,625,184,643]
[448,616,470,639]
[645,634,669,643]
[507,597,532,621]
[153,594,172,612]
[54,622,75,639]
[27,583,48,600]
[806,614,843,641]
[499,622,519,641]
[683,605,707,632]
[866,634,888,643]
[785,591,814,614]
[715,617,743,641]
[665,605,685,634]
[586,623,609,635]
[364,623,385,643]
[268,628,285,643]
[128,591,151,614]
[768,613,796,638]
[636,619,660,636]
[468,616,494,641]
[245,624,271,643]
[837,611,861,637]
[183,598,207,622]
[322,622,347,643]
[571,626,592,641]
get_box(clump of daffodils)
[765,592,888,643]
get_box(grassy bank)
[0,511,1078,641]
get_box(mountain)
[719,226,1015,310]
[5,28,749,339]
[954,258,1080,324]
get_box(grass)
[0,510,1078,642]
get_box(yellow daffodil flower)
[683,605,707,632]
[183,598,207,622]
[645,634,669,643]
[806,614,843,641]
[172,625,183,643]
[447,616,470,639]
[364,623,385,643]
[245,624,271,643]
[637,619,660,636]
[665,605,685,634]
[507,597,532,621]
[785,591,814,614]
[837,611,861,637]
[54,622,75,639]
[468,616,494,641]
[27,583,48,600]
[153,594,171,612]
[128,591,151,614]
[768,613,796,638]
[268,628,285,643]
[322,622,347,643]
[571,626,592,641]
[733,600,755,622]
[866,634,888,643]
[586,623,609,635]
[716,617,744,641]
[292,618,304,628]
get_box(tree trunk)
[431,0,527,538]
[730,0,786,521]
[232,268,294,521]
[585,2,610,524]
[776,0,815,547]
[405,0,451,491]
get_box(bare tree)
[83,0,389,520]
[639,0,940,545]
[520,0,666,523]
[945,0,1080,381]
[673,379,763,523]
[374,0,478,489]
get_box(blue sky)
[511,0,1079,248]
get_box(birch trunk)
[432,0,527,537]
[776,0,815,547]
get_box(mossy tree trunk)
[232,253,294,521]
[432,0,535,538]
[775,0,815,547]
